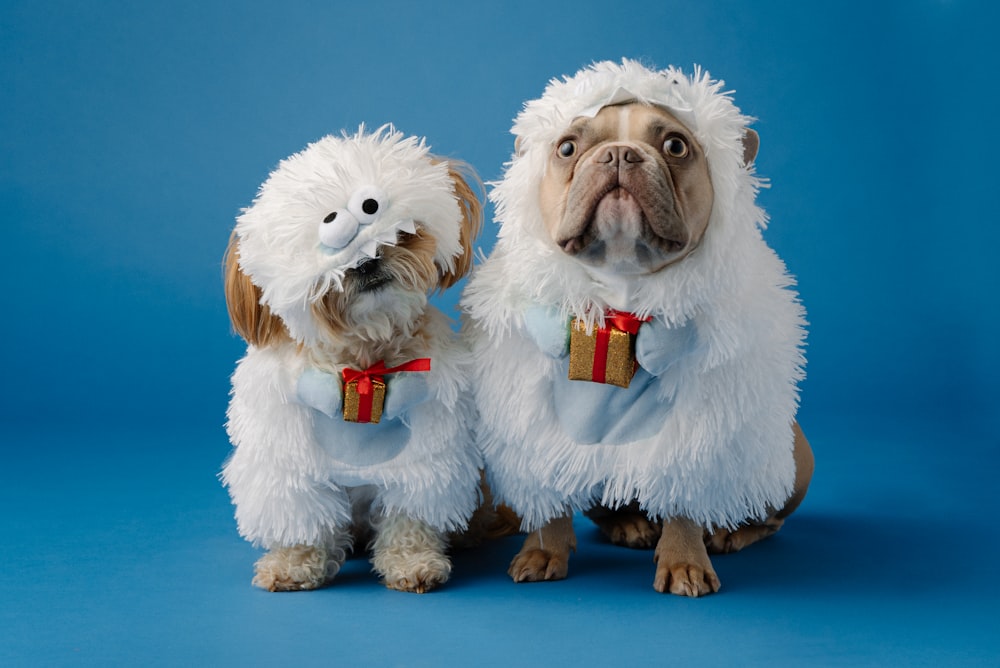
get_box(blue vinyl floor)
[2,412,996,667]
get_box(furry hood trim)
[235,125,464,346]
[470,59,771,334]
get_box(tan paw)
[252,545,332,592]
[586,503,661,548]
[652,561,721,597]
[706,517,784,554]
[508,548,569,582]
[381,556,452,594]
[602,514,661,548]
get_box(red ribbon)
[605,309,651,335]
[591,310,650,384]
[343,358,432,395]
[342,358,432,423]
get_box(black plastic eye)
[664,136,689,158]
[558,140,577,158]
[348,185,386,225]
[323,211,337,223]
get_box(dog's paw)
[508,548,569,582]
[371,514,451,593]
[380,554,452,594]
[652,559,720,597]
[705,517,784,554]
[653,518,720,597]
[589,511,661,549]
[252,545,335,592]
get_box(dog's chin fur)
[310,231,439,353]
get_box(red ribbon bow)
[342,358,432,396]
[604,309,652,335]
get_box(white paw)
[252,544,340,592]
[371,515,451,593]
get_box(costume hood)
[471,59,771,333]
[235,125,465,346]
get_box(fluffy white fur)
[235,127,466,349]
[462,60,807,531]
[223,126,482,591]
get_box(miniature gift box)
[568,311,650,388]
[343,376,387,423]
[341,359,431,424]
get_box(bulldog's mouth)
[346,257,393,292]
[558,186,685,261]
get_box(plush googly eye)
[318,208,359,250]
[663,136,689,158]
[347,185,387,226]
[557,140,577,158]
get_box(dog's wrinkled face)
[539,103,714,275]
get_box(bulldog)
[463,60,812,596]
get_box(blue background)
[2,1,997,665]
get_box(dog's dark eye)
[663,136,689,158]
[557,140,577,158]
[323,211,337,223]
[362,198,378,215]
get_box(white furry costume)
[462,60,807,531]
[223,129,481,551]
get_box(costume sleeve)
[294,367,342,418]
[383,372,431,420]
[635,317,697,377]
[523,305,570,358]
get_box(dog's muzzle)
[347,257,392,292]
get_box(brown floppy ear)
[438,160,484,290]
[742,128,760,167]
[223,232,287,347]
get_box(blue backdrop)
[2,1,997,665]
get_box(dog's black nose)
[348,257,392,292]
[354,258,380,275]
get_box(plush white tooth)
[361,240,379,258]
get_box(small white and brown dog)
[463,60,813,596]
[223,126,483,593]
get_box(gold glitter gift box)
[341,359,432,424]
[342,377,387,423]
[567,311,650,389]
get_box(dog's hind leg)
[705,421,814,554]
[585,501,662,549]
[371,513,451,593]
[508,514,577,582]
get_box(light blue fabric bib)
[311,413,410,466]
[295,367,430,467]
[552,365,671,445]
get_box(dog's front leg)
[653,516,720,597]
[371,513,451,593]
[253,537,348,592]
[508,514,577,582]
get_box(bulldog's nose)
[594,144,644,166]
